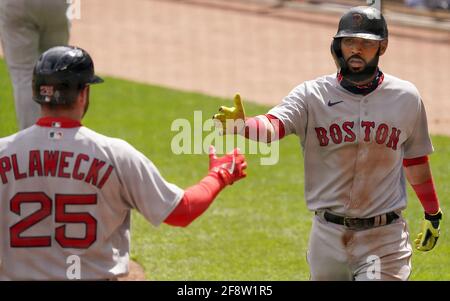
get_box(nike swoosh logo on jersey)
[328,100,344,107]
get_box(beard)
[340,54,380,83]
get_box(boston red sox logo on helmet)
[333,6,388,41]
[352,13,363,28]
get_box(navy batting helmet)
[331,6,388,82]
[334,6,388,41]
[32,46,103,105]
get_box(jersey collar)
[337,69,384,96]
[36,117,82,128]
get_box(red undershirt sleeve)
[164,172,226,227]
[403,156,440,214]
[243,114,285,142]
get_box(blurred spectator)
[405,0,426,8]
[405,0,450,9]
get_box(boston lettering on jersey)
[315,120,401,150]
[0,150,114,188]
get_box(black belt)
[318,211,399,230]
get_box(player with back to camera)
[0,45,247,280]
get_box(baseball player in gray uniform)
[214,6,442,280]
[0,46,247,280]
[0,0,70,130]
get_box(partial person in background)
[405,0,450,10]
[0,0,70,130]
[405,0,427,8]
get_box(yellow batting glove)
[415,209,443,252]
[213,94,246,134]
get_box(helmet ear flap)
[330,38,345,71]
[379,39,388,56]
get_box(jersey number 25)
[9,192,98,249]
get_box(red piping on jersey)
[403,156,428,167]
[266,114,286,139]
[36,117,82,128]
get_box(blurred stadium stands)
[245,0,450,30]
[269,0,449,11]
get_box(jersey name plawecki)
[0,124,183,280]
[0,150,114,188]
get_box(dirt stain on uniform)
[341,230,355,247]
[332,143,359,206]
[349,141,397,211]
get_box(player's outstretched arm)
[212,94,285,143]
[164,146,247,227]
[404,157,442,251]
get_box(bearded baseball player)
[0,46,247,280]
[214,6,442,281]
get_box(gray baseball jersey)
[0,119,184,280]
[0,0,69,129]
[268,73,433,218]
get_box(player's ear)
[76,86,88,107]
[78,86,88,101]
[379,39,388,56]
[79,86,91,118]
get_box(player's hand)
[208,145,247,185]
[213,93,246,134]
[414,209,443,252]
